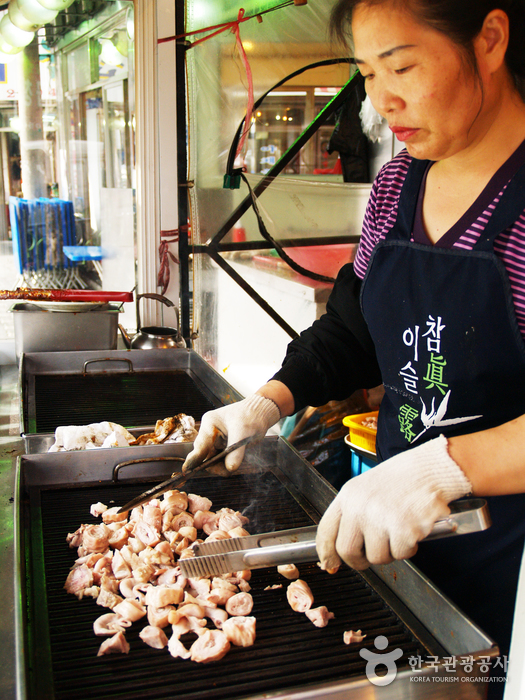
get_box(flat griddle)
[15,437,497,700]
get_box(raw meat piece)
[187,493,212,514]
[139,625,169,649]
[343,629,366,644]
[97,631,130,656]
[204,606,228,629]
[102,507,128,524]
[113,598,147,622]
[286,580,314,612]
[64,564,93,595]
[190,630,231,663]
[82,524,111,553]
[277,564,300,580]
[222,616,256,647]
[145,585,183,608]
[90,502,107,517]
[305,606,335,628]
[93,613,130,636]
[225,592,253,616]
[167,633,191,660]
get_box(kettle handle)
[136,293,175,330]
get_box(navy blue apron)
[360,157,525,667]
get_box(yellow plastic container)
[342,411,379,454]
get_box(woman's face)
[352,1,487,161]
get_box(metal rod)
[208,250,299,339]
[176,0,192,344]
[192,234,361,254]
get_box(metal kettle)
[119,293,186,349]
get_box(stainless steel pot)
[119,293,186,349]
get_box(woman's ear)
[475,8,509,74]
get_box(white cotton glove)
[316,435,472,572]
[183,394,281,473]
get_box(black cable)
[240,172,337,284]
[228,59,358,285]
[226,57,353,177]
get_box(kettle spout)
[118,324,132,348]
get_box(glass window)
[67,42,91,92]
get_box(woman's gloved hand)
[316,435,472,571]
[183,394,281,473]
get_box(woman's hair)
[330,0,525,95]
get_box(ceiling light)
[33,0,75,9]
[8,1,38,32]
[15,0,58,28]
[0,35,23,55]
[0,14,34,47]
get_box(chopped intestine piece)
[97,631,130,656]
[222,616,256,647]
[286,579,314,612]
[93,613,131,636]
[90,502,108,517]
[343,629,366,644]
[190,630,231,663]
[277,564,300,580]
[139,625,169,649]
[305,606,335,628]
[225,592,253,616]
[168,632,191,660]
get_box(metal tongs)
[116,435,256,513]
[179,498,492,578]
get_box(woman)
[185,0,525,689]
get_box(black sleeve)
[271,263,382,412]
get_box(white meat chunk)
[277,564,300,580]
[97,631,130,656]
[64,564,94,595]
[143,505,162,532]
[190,630,231,663]
[147,605,173,628]
[216,508,249,532]
[343,629,366,644]
[187,493,213,514]
[167,633,191,660]
[225,592,253,616]
[204,606,228,629]
[286,579,314,612]
[305,606,335,628]
[134,520,161,547]
[113,598,147,623]
[139,625,169,649]
[144,585,183,608]
[81,524,111,553]
[93,613,131,636]
[222,616,256,647]
[101,507,128,525]
[90,502,108,518]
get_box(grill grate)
[31,371,218,433]
[25,472,427,699]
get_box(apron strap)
[473,161,525,252]
[389,158,430,242]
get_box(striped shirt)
[354,149,525,338]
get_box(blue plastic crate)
[350,450,377,478]
[345,435,377,478]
